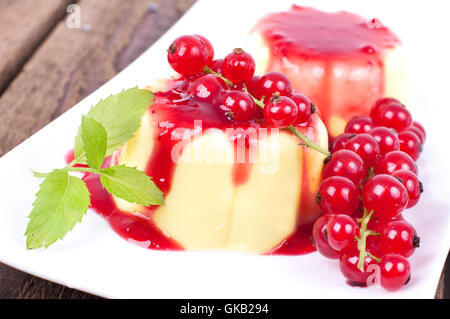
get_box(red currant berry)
[194,35,214,66]
[408,126,425,145]
[362,174,409,219]
[369,126,400,155]
[322,150,366,185]
[372,103,413,132]
[412,121,426,141]
[187,74,227,103]
[258,71,292,99]
[312,214,340,259]
[245,75,261,98]
[167,35,208,75]
[398,131,422,161]
[370,97,401,120]
[327,215,360,251]
[345,116,374,134]
[331,133,355,152]
[263,95,298,128]
[219,91,255,122]
[291,93,314,125]
[223,48,255,83]
[344,133,380,168]
[392,170,423,208]
[339,248,378,286]
[210,59,223,74]
[379,254,411,291]
[374,151,417,175]
[366,216,403,254]
[317,176,359,215]
[231,82,244,91]
[379,220,419,258]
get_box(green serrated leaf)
[99,165,164,206]
[74,87,153,163]
[81,116,107,170]
[26,170,90,249]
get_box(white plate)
[0,0,449,299]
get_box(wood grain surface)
[0,0,73,93]
[0,0,447,299]
[0,0,195,299]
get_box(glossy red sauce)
[254,6,400,136]
[255,5,399,58]
[78,77,322,255]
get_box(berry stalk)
[356,208,380,271]
[202,65,233,87]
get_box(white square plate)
[0,0,449,298]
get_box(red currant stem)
[366,251,380,263]
[202,65,233,87]
[285,125,330,156]
[242,82,266,109]
[357,208,377,272]
[249,93,266,109]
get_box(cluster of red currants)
[167,35,315,127]
[313,97,426,291]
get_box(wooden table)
[0,0,447,299]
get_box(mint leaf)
[74,87,153,163]
[100,165,164,206]
[81,116,107,170]
[26,170,90,249]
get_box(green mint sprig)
[26,88,164,249]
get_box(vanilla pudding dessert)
[101,80,328,254]
[247,5,408,137]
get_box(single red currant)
[392,170,423,208]
[379,254,411,291]
[322,150,366,185]
[408,126,425,145]
[345,116,374,134]
[312,214,340,259]
[374,151,417,175]
[187,74,227,103]
[223,48,255,83]
[369,126,400,155]
[263,95,298,128]
[231,82,244,91]
[317,176,359,215]
[344,133,380,168]
[379,220,420,257]
[331,133,354,152]
[167,35,208,75]
[372,103,413,132]
[366,215,404,255]
[218,91,255,122]
[398,131,422,161]
[194,35,214,66]
[412,121,426,141]
[244,75,261,98]
[339,248,378,286]
[370,97,401,120]
[291,93,315,125]
[257,71,292,99]
[210,59,223,74]
[326,215,360,251]
[362,174,409,219]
